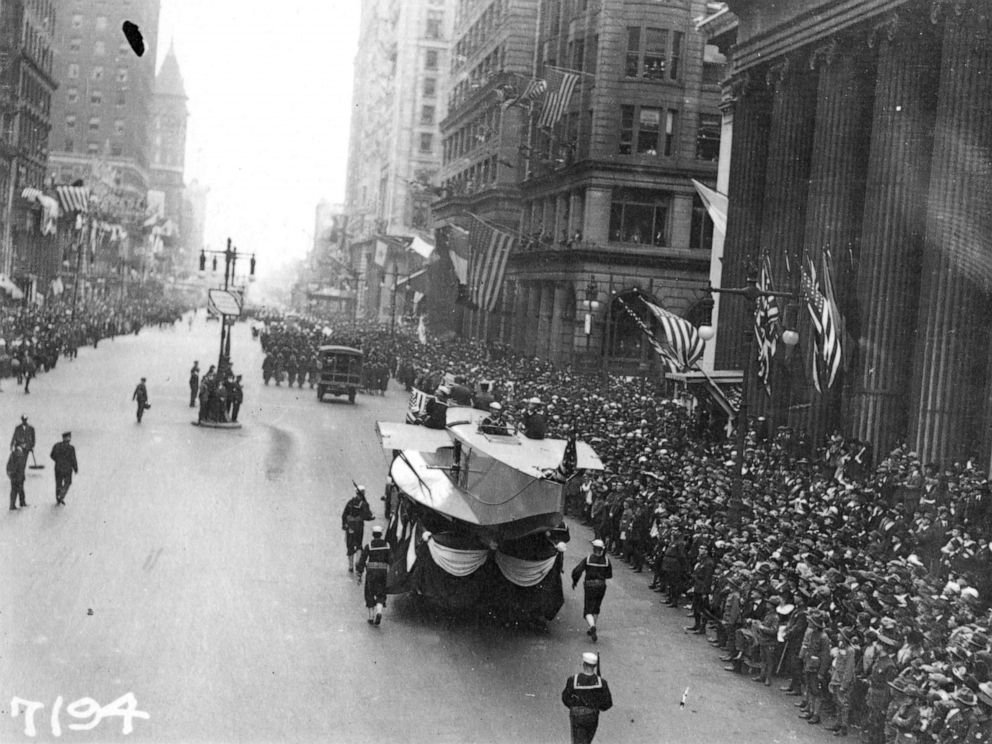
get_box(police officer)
[561,651,613,744]
[132,377,149,423]
[341,485,374,572]
[355,524,392,626]
[50,431,77,506]
[571,538,613,642]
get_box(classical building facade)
[0,0,58,288]
[448,0,723,372]
[344,0,455,321]
[713,0,992,467]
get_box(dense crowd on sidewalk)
[260,310,992,741]
[0,297,188,392]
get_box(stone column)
[537,281,554,359]
[714,74,772,370]
[801,37,875,443]
[524,282,541,357]
[850,12,939,456]
[548,283,565,364]
[911,3,992,466]
[755,57,817,422]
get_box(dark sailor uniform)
[356,538,392,608]
[561,670,613,744]
[572,552,613,616]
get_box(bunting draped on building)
[466,215,515,312]
[21,188,59,235]
[55,185,90,213]
[755,254,781,394]
[640,295,706,371]
[800,252,842,392]
[537,67,580,130]
[503,77,547,109]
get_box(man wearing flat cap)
[561,651,612,744]
[355,524,391,626]
[50,431,77,506]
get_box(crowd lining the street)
[259,311,992,742]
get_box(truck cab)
[316,345,363,403]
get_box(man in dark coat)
[472,382,495,411]
[685,545,714,634]
[10,414,35,457]
[561,651,613,744]
[355,524,392,625]
[522,397,548,439]
[571,539,613,642]
[132,377,149,423]
[341,485,374,572]
[50,431,78,505]
[229,376,244,423]
[7,442,27,510]
[189,362,200,408]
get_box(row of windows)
[64,115,125,135]
[18,69,51,116]
[452,0,506,70]
[626,27,684,82]
[618,106,721,161]
[442,155,500,195]
[22,17,53,73]
[66,64,128,84]
[70,14,109,31]
[442,105,502,165]
[62,139,123,157]
[66,87,128,107]
[448,45,505,111]
[425,10,445,41]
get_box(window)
[91,90,102,104]
[111,143,122,156]
[696,113,721,160]
[116,68,127,83]
[92,66,104,81]
[638,108,660,154]
[423,77,436,97]
[420,133,433,153]
[588,35,598,75]
[425,50,438,70]
[94,41,105,56]
[670,32,684,80]
[664,109,677,156]
[116,91,126,106]
[67,63,79,79]
[65,114,76,129]
[88,116,100,131]
[689,194,714,250]
[67,87,79,104]
[625,28,640,77]
[426,10,444,40]
[609,188,669,246]
[114,119,124,135]
[625,27,682,81]
[95,16,107,31]
[64,138,74,152]
[619,105,634,155]
[420,105,435,125]
[69,37,81,52]
[572,38,585,71]
[87,142,99,155]
[619,105,669,157]
[71,14,83,29]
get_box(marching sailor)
[561,651,613,744]
[356,525,392,626]
[571,538,613,642]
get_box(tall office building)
[344,0,455,321]
[149,40,187,273]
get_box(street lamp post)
[582,276,599,356]
[199,237,256,374]
[699,275,799,524]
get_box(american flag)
[503,77,547,109]
[543,433,578,483]
[800,255,841,392]
[467,217,515,312]
[641,297,706,371]
[405,389,433,424]
[755,255,781,393]
[537,67,580,130]
[616,296,683,373]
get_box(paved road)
[0,317,831,743]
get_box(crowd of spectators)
[261,310,992,741]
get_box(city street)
[1,317,828,744]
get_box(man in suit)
[50,431,78,506]
[189,362,200,407]
[561,652,613,744]
[7,442,27,510]
[10,415,35,458]
[685,545,715,634]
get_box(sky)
[155,1,361,274]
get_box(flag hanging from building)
[436,224,470,285]
[543,433,578,483]
[616,296,683,373]
[800,254,841,392]
[754,254,781,394]
[537,67,580,130]
[467,216,515,312]
[640,296,706,371]
[503,77,547,109]
[820,249,844,385]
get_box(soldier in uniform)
[685,545,715,635]
[865,631,900,744]
[561,651,613,744]
[355,525,392,625]
[50,431,78,506]
[571,539,613,642]
[10,414,35,458]
[132,377,149,423]
[341,484,374,572]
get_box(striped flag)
[800,254,841,392]
[819,249,843,385]
[405,388,434,424]
[503,77,547,109]
[543,433,578,483]
[537,67,580,130]
[617,296,683,373]
[55,185,89,213]
[640,297,706,371]
[467,217,515,312]
[417,315,427,345]
[754,255,781,393]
